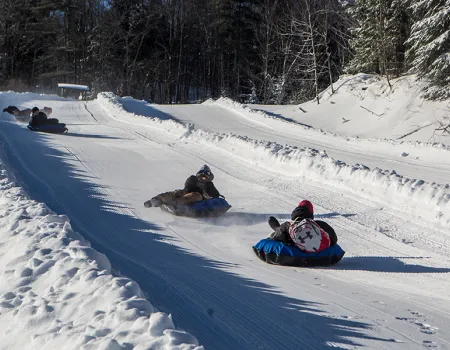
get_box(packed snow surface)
[1,75,450,349]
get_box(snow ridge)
[0,161,202,350]
[98,92,193,138]
[98,92,450,228]
[187,130,450,227]
[205,94,450,152]
[0,91,68,101]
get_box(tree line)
[0,0,448,103]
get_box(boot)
[144,197,163,208]
[150,197,163,207]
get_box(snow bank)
[306,74,450,144]
[205,94,450,152]
[188,130,450,227]
[99,93,450,228]
[98,92,193,138]
[0,161,202,349]
[0,91,68,102]
[203,97,295,128]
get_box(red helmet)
[298,200,314,215]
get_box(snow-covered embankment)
[0,160,201,350]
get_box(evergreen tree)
[0,0,31,89]
[405,0,450,99]
[347,0,410,85]
[217,0,261,100]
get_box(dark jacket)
[184,175,221,199]
[270,206,338,246]
[30,112,48,126]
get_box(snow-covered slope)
[250,74,450,144]
[119,77,450,187]
[1,85,450,349]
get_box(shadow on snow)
[331,256,450,273]
[119,98,179,122]
[250,107,313,129]
[63,132,126,140]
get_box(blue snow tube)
[253,238,345,267]
[160,197,232,218]
[28,123,68,134]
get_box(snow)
[249,74,450,143]
[104,92,450,227]
[0,161,201,349]
[1,75,450,349]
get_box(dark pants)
[155,189,202,206]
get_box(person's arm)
[184,175,199,192]
[206,182,221,198]
[184,175,197,192]
[316,220,337,246]
[269,222,291,243]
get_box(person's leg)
[268,220,291,243]
[19,109,30,117]
[175,192,202,205]
[144,189,186,207]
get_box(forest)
[0,0,448,103]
